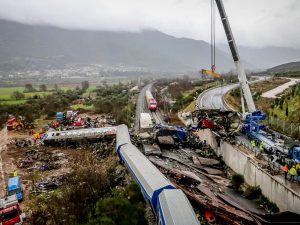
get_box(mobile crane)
[214,0,266,132]
[214,1,300,164]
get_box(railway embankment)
[197,129,300,213]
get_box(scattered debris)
[143,144,162,156]
[193,156,220,166]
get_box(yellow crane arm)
[201,69,223,79]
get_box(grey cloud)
[0,0,299,47]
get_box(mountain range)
[267,61,300,73]
[0,19,300,73]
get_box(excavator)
[6,115,34,131]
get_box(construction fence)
[267,116,300,140]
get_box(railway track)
[150,111,164,125]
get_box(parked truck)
[0,195,25,225]
[7,177,23,201]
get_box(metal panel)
[116,124,131,147]
[120,143,174,199]
[44,127,117,142]
[158,189,200,225]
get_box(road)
[197,84,238,110]
[262,78,300,98]
[197,76,268,111]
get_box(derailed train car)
[42,127,117,145]
[116,125,200,225]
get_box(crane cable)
[211,0,216,72]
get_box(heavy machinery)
[205,0,295,166]
[195,1,266,137]
[288,145,300,164]
[201,69,223,80]
[6,116,34,131]
[55,111,78,124]
[0,195,25,225]
[215,0,257,115]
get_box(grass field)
[0,84,98,105]
[224,78,289,112]
[1,99,28,105]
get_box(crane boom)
[215,0,256,113]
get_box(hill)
[0,19,234,72]
[218,45,300,70]
[267,61,300,74]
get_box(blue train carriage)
[7,176,23,201]
[116,125,200,225]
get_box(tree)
[39,84,47,92]
[81,81,90,91]
[24,83,36,92]
[232,174,245,191]
[11,91,25,100]
[86,183,147,225]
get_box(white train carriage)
[42,127,117,145]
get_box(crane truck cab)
[0,195,25,225]
[7,177,23,201]
[288,145,300,164]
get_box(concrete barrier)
[197,129,300,213]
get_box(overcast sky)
[0,0,299,48]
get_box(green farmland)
[0,84,98,105]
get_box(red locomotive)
[145,90,158,111]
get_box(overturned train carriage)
[42,127,117,145]
[116,124,199,225]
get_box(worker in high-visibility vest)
[13,170,18,177]
[283,164,289,180]
[251,140,255,149]
[289,166,297,182]
[33,132,40,143]
[259,142,264,153]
